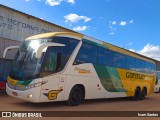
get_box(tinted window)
[45,52,57,72]
[69,39,79,54]
[43,37,79,76]
[126,56,136,70]
[106,50,113,66]
[52,37,79,68]
[75,43,97,64]
[53,37,79,55]
[136,59,145,72]
[97,47,107,65]
[97,48,113,66]
[145,62,156,74]
[150,63,156,74]
[145,62,150,73]
[156,63,160,71]
[113,52,126,68]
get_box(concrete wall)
[0,4,72,59]
[0,37,21,59]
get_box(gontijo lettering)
[126,72,145,79]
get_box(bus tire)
[67,85,84,106]
[139,87,147,100]
[132,87,140,101]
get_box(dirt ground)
[0,91,160,120]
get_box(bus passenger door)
[40,75,60,102]
[39,51,65,102]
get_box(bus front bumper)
[6,83,41,103]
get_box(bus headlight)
[26,81,47,89]
[27,94,33,98]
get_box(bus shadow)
[0,90,152,110]
[83,97,132,105]
[0,90,7,96]
[13,96,151,111]
[15,101,67,110]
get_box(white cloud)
[129,20,134,24]
[109,32,115,35]
[106,0,111,2]
[127,43,133,45]
[120,21,127,26]
[108,22,116,35]
[73,26,87,31]
[64,14,91,23]
[25,0,30,1]
[129,49,136,52]
[129,44,160,60]
[108,20,133,35]
[45,0,75,6]
[45,0,63,6]
[37,0,41,1]
[99,17,104,19]
[112,21,116,25]
[109,25,112,29]
[67,0,75,4]
[138,43,160,60]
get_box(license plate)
[12,91,18,96]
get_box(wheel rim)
[72,89,81,103]
[135,89,140,98]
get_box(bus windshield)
[10,37,79,80]
[10,39,49,80]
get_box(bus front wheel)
[67,85,84,106]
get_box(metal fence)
[0,58,13,81]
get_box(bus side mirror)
[36,43,65,58]
[3,46,20,58]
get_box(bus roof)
[26,32,83,40]
[26,32,158,64]
[83,35,156,63]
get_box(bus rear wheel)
[139,88,147,100]
[67,85,84,106]
[132,87,141,101]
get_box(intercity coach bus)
[6,32,156,106]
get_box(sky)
[0,0,160,60]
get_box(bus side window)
[126,56,136,71]
[112,52,126,69]
[45,52,58,72]
[136,59,145,73]
[74,43,97,65]
[97,47,107,65]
